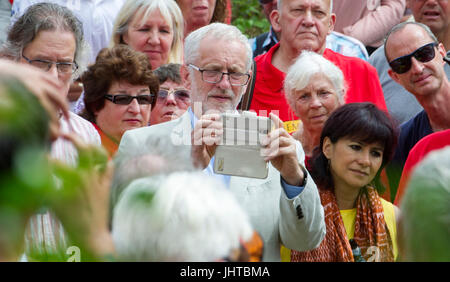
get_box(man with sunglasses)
[369,0,450,126]
[150,63,191,125]
[384,21,450,199]
[118,23,326,261]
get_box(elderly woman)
[1,2,100,259]
[111,0,184,70]
[284,51,346,163]
[150,63,190,125]
[175,0,227,38]
[81,45,159,158]
[289,103,399,262]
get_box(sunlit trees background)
[231,0,271,38]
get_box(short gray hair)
[184,23,253,72]
[400,146,450,261]
[384,21,438,62]
[1,2,89,79]
[284,51,346,109]
[112,172,254,261]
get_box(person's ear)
[388,68,401,84]
[122,32,129,45]
[270,9,282,33]
[328,13,336,35]
[322,136,333,160]
[180,64,191,90]
[437,42,447,66]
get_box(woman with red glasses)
[81,45,159,158]
[150,63,191,125]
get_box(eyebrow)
[114,88,150,94]
[30,55,74,62]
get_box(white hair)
[284,51,346,108]
[110,134,194,212]
[184,23,253,72]
[112,172,254,261]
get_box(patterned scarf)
[291,186,394,262]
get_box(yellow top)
[281,198,398,261]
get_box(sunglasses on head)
[389,42,438,74]
[104,94,155,105]
[157,88,190,103]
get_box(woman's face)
[150,79,190,125]
[177,0,216,31]
[323,137,384,192]
[123,9,174,69]
[293,73,342,133]
[95,81,152,142]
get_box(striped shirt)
[25,112,100,260]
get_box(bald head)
[385,22,438,62]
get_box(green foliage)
[232,0,271,38]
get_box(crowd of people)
[0,0,449,263]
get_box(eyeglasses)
[157,88,190,103]
[389,42,438,74]
[188,64,250,86]
[22,54,78,74]
[104,94,155,105]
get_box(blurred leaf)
[231,0,271,38]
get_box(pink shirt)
[332,0,406,47]
[25,113,100,260]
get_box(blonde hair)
[110,0,184,65]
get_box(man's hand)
[260,113,305,186]
[191,113,223,169]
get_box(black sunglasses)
[157,88,190,102]
[104,94,155,105]
[389,42,438,74]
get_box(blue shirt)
[326,31,369,61]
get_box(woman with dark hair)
[290,102,400,262]
[81,44,159,157]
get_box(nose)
[424,0,438,6]
[47,63,59,79]
[147,30,160,45]
[302,10,314,26]
[357,151,371,167]
[127,98,140,113]
[410,57,425,74]
[309,94,322,108]
[217,73,232,89]
[165,91,177,105]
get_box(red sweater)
[250,43,387,131]
[394,129,450,205]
